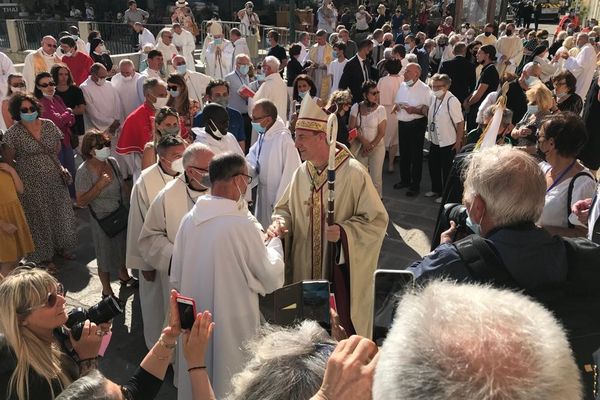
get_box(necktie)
[362,59,369,81]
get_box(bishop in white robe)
[247,103,300,229]
[171,155,284,399]
[127,145,184,349]
[495,25,523,76]
[564,36,597,100]
[172,24,196,71]
[204,22,234,80]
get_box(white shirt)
[111,72,143,118]
[80,76,123,130]
[565,43,597,99]
[538,162,597,229]
[328,59,348,92]
[172,29,196,71]
[155,41,178,74]
[192,127,244,156]
[475,33,497,46]
[139,28,156,48]
[250,73,289,123]
[299,42,309,63]
[350,103,386,142]
[22,48,61,92]
[427,91,464,147]
[394,80,432,121]
[184,71,212,106]
[0,52,15,98]
[476,90,499,124]
[588,185,600,241]
[233,37,251,60]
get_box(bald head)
[404,63,421,83]
[119,59,135,77]
[41,36,57,55]
[577,32,589,47]
[172,55,186,68]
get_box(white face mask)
[121,75,134,81]
[234,179,248,211]
[11,85,24,94]
[171,157,184,174]
[433,89,445,98]
[95,77,106,86]
[153,96,169,109]
[405,79,415,86]
[94,146,111,161]
[208,119,225,138]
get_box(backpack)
[455,234,600,399]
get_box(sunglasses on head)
[95,141,111,150]
[20,106,37,113]
[26,283,65,312]
[38,82,56,88]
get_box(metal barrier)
[0,21,9,49]
[91,22,169,54]
[18,20,74,50]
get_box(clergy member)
[134,22,156,50]
[22,36,62,92]
[156,30,179,75]
[128,135,186,349]
[247,99,301,228]
[111,59,143,118]
[172,55,211,107]
[495,23,523,75]
[561,33,597,100]
[268,94,389,337]
[306,29,335,99]
[249,56,289,125]
[138,143,214,343]
[172,23,196,71]
[204,21,235,79]
[171,152,284,399]
[136,50,165,104]
[58,36,93,86]
[192,103,245,157]
[117,78,169,182]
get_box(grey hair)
[373,281,583,400]
[462,145,546,227]
[234,53,251,63]
[431,73,451,86]
[263,56,280,72]
[90,63,106,76]
[226,321,335,400]
[405,54,418,63]
[182,142,213,168]
[118,58,134,68]
[209,152,246,184]
[55,370,114,400]
[253,99,278,120]
[406,61,422,73]
[143,78,166,97]
[483,105,513,125]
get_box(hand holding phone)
[176,295,197,330]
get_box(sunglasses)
[45,43,58,48]
[11,82,26,88]
[38,82,56,88]
[95,141,111,150]
[26,283,65,312]
[167,85,179,91]
[20,106,37,113]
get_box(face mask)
[96,45,106,53]
[214,38,223,45]
[96,77,106,86]
[527,104,539,114]
[251,121,266,135]
[405,79,415,86]
[466,215,481,236]
[11,85,23,93]
[484,31,492,37]
[239,64,250,75]
[405,43,412,51]
[213,96,229,107]
[332,50,338,58]
[189,170,211,189]
[20,111,38,122]
[208,118,225,138]
[153,96,169,109]
[461,28,467,33]
[234,180,248,211]
[298,90,308,99]
[176,64,187,75]
[42,89,55,97]
[467,34,474,40]
[383,40,392,47]
[94,146,111,161]
[168,89,181,98]
[64,50,74,57]
[256,73,265,82]
[433,90,445,98]
[554,90,567,99]
[121,75,134,81]
[403,29,410,35]
[161,125,180,136]
[170,157,184,174]
[525,76,540,87]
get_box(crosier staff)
[324,110,338,282]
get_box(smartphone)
[372,270,415,346]
[176,295,197,330]
[295,102,301,113]
[303,281,331,331]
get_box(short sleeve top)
[350,103,386,141]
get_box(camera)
[66,295,123,340]
[444,203,475,240]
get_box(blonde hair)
[563,36,575,49]
[526,83,554,112]
[0,268,72,400]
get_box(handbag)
[29,129,73,186]
[88,160,129,238]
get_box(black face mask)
[383,40,392,47]
[506,29,513,36]
[484,31,492,37]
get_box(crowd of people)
[0,1,600,399]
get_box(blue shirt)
[193,106,245,143]
[224,70,250,114]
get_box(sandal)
[120,276,139,289]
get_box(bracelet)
[188,366,207,372]
[159,335,177,350]
[151,348,171,361]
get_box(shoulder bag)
[88,159,129,238]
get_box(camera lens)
[87,295,123,324]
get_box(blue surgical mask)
[176,64,187,75]
[168,89,181,98]
[239,64,250,75]
[332,50,338,58]
[525,76,540,87]
[20,111,38,122]
[527,104,539,114]
[214,38,223,45]
[256,73,265,82]
[298,90,308,99]
[465,216,481,236]
[251,121,266,135]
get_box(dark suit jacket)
[439,55,477,104]
[343,40,358,59]
[412,47,430,82]
[339,55,379,104]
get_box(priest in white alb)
[268,94,389,338]
[204,21,235,79]
[192,103,245,156]
[561,33,597,100]
[249,56,289,124]
[171,152,284,399]
[22,36,62,92]
[247,99,301,229]
[127,135,186,349]
[138,143,214,333]
[495,23,523,75]
[172,23,196,71]
[172,55,211,107]
[111,59,143,118]
[156,30,179,74]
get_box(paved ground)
[53,155,440,399]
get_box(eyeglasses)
[251,115,267,122]
[167,85,179,91]
[94,141,111,150]
[20,106,37,113]
[25,283,65,312]
[190,166,209,173]
[11,82,26,88]
[38,82,56,88]
[235,173,253,184]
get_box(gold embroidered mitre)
[209,21,223,36]
[295,94,329,133]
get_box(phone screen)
[372,270,414,346]
[303,281,331,330]
[177,298,196,330]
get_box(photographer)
[0,267,105,400]
[408,145,568,291]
